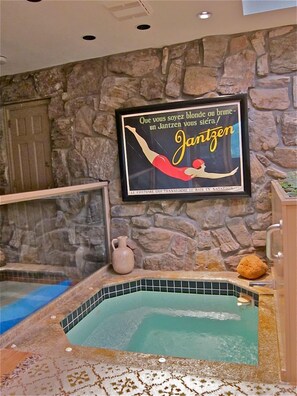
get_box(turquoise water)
[67,291,258,365]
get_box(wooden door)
[4,100,54,193]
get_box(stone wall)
[0,191,107,279]
[0,25,296,272]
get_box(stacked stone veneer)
[0,192,107,278]
[0,25,296,272]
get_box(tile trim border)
[0,269,69,284]
[61,279,258,334]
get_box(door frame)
[3,98,52,194]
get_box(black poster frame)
[115,94,251,201]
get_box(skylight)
[242,0,296,15]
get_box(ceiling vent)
[103,0,153,21]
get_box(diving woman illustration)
[126,125,238,182]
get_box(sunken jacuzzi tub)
[62,279,259,365]
[0,267,280,384]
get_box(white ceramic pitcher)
[111,236,134,274]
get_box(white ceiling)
[0,0,296,77]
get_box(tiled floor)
[1,353,296,396]
[0,349,31,376]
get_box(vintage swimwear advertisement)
[116,95,251,201]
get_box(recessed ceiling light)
[26,0,42,2]
[82,35,96,41]
[137,24,151,30]
[198,11,212,20]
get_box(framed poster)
[115,94,251,201]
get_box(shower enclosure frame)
[0,182,111,264]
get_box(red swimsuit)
[152,155,192,181]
